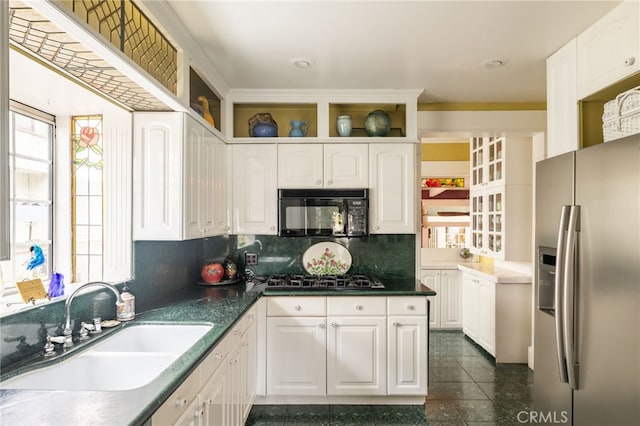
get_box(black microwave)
[278,188,368,237]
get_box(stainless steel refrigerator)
[534,134,640,425]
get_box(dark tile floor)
[246,330,532,425]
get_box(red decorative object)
[201,262,224,283]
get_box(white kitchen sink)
[0,323,213,391]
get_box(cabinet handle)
[393,322,400,327]
[406,304,415,310]
[316,179,322,185]
[354,304,363,310]
[214,353,224,360]
[269,226,275,231]
[331,322,337,327]
[318,323,325,328]
[373,225,380,231]
[175,397,187,407]
[294,305,301,310]
[625,57,636,66]
[195,408,204,418]
[327,179,333,185]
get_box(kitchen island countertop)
[0,278,433,425]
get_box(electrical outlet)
[245,252,258,266]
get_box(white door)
[476,278,496,356]
[420,270,441,329]
[387,316,427,395]
[440,270,462,329]
[327,316,386,395]
[231,144,277,234]
[266,317,327,395]
[369,144,415,234]
[184,116,203,239]
[323,144,368,188]
[201,365,230,426]
[277,144,323,188]
[461,273,478,339]
[211,135,228,235]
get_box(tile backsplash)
[0,234,414,372]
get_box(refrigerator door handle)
[554,205,570,383]
[563,205,580,390]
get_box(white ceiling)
[165,0,620,104]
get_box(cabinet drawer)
[267,296,326,316]
[327,297,386,316]
[152,368,199,425]
[387,297,427,316]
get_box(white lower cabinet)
[151,305,257,426]
[461,272,531,363]
[266,316,327,395]
[421,269,462,329]
[387,297,428,395]
[263,296,427,400]
[327,315,387,396]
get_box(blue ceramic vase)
[251,122,277,137]
[289,120,308,137]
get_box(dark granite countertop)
[0,279,435,426]
[262,278,436,296]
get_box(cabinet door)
[133,112,183,240]
[369,144,415,234]
[173,396,203,426]
[461,273,478,339]
[240,315,257,423]
[277,144,323,188]
[266,317,327,395]
[577,0,640,99]
[211,135,228,235]
[420,270,441,329]
[184,116,204,239]
[547,38,579,157]
[327,316,386,395]
[231,144,277,234]
[440,270,462,329]
[388,316,427,395]
[476,278,496,356]
[323,144,368,188]
[201,364,230,426]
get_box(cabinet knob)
[393,322,400,327]
[175,397,187,407]
[625,57,636,66]
[327,179,333,185]
[406,304,415,310]
[294,305,301,310]
[373,225,380,231]
[316,179,322,185]
[270,226,275,231]
[195,409,204,418]
[331,322,337,327]
[355,304,363,310]
[318,323,325,328]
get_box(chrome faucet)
[62,281,123,348]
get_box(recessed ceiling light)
[289,57,314,68]
[483,59,506,69]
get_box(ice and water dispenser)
[537,246,557,316]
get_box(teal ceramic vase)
[289,120,308,137]
[364,110,391,137]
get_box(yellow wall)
[421,143,470,161]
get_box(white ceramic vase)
[336,115,352,137]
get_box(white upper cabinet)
[278,143,368,188]
[576,0,640,99]
[547,38,579,157]
[369,144,416,234]
[231,144,278,235]
[133,112,227,240]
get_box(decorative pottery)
[336,115,352,137]
[289,120,308,137]
[197,96,215,127]
[249,112,278,137]
[302,242,352,275]
[364,109,391,136]
[224,256,238,279]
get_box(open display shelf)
[189,67,221,132]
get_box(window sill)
[0,282,85,318]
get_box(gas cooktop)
[258,273,385,291]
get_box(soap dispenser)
[117,283,135,321]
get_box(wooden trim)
[418,103,546,111]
